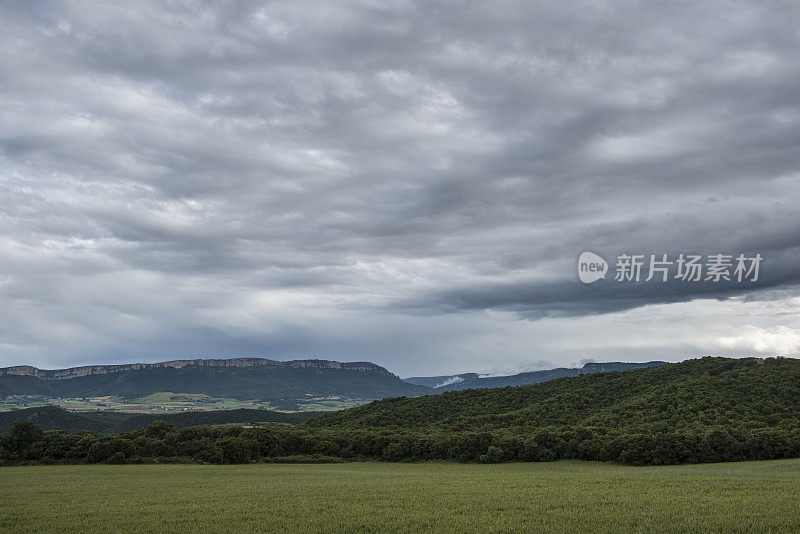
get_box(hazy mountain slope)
[0,358,432,401]
[403,361,668,391]
[402,374,479,388]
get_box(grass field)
[1,460,799,533]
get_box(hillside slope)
[310,357,800,434]
[0,358,432,401]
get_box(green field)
[1,460,799,533]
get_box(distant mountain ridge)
[0,358,393,381]
[0,358,431,405]
[403,361,668,391]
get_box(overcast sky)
[1,1,799,376]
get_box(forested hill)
[308,357,800,434]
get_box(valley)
[0,392,364,414]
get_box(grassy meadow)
[1,460,799,533]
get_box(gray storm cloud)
[0,0,799,374]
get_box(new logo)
[578,251,608,284]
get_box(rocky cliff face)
[0,358,395,380]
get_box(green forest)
[0,407,322,434]
[2,357,799,466]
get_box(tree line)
[2,418,799,466]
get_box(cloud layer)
[1,1,799,374]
